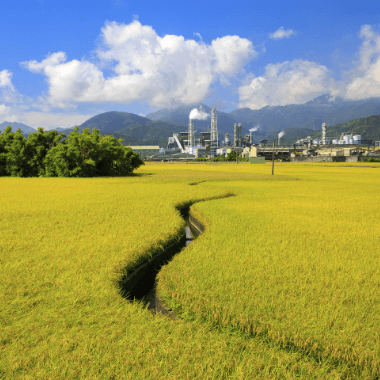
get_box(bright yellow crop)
[1,162,378,379]
[157,162,380,376]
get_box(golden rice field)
[1,162,379,379]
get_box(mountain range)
[2,94,380,146]
[0,121,37,134]
[229,94,380,135]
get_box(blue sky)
[1,0,379,129]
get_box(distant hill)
[54,112,189,147]
[0,121,37,134]
[263,114,380,145]
[113,121,182,147]
[74,111,153,134]
[294,114,380,144]
[229,94,380,135]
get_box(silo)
[343,135,350,144]
[332,139,339,145]
[353,135,361,144]
[313,139,320,145]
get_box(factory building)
[167,109,249,158]
[250,122,379,163]
[294,123,364,147]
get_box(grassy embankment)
[1,162,378,378]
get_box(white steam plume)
[189,108,209,120]
[278,130,285,138]
[249,126,260,132]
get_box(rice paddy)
[1,162,379,379]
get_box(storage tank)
[349,138,354,144]
[353,135,361,144]
[332,139,339,145]
[313,139,320,145]
[339,140,345,145]
[343,135,350,144]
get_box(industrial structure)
[141,117,380,162]
[210,109,218,158]
[249,122,379,162]
[166,108,247,158]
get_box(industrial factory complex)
[130,109,380,162]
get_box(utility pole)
[272,142,275,175]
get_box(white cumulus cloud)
[21,20,257,109]
[0,103,13,118]
[21,52,105,109]
[238,60,335,109]
[269,27,295,40]
[343,25,380,99]
[0,70,15,90]
[189,108,209,120]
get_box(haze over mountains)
[1,94,380,145]
[230,94,380,134]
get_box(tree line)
[0,126,144,177]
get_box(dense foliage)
[0,126,144,177]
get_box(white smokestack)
[278,130,285,146]
[322,122,326,145]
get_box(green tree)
[3,127,30,177]
[26,128,66,177]
[0,126,15,176]
[44,127,144,177]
